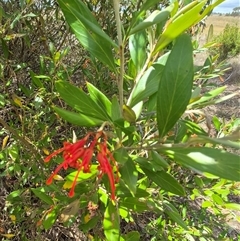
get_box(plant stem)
[113,0,124,109]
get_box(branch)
[113,0,124,109]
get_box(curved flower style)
[44,131,119,200]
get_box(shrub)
[211,24,240,61]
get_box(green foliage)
[0,0,239,240]
[210,24,240,61]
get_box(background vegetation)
[0,0,240,240]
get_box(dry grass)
[204,15,240,36]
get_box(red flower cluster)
[44,131,119,200]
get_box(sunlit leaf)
[57,0,116,71]
[86,82,112,118]
[12,93,23,108]
[9,215,16,224]
[56,80,111,121]
[0,233,15,239]
[103,201,120,240]
[120,158,138,194]
[53,106,103,127]
[2,135,9,150]
[163,147,240,181]
[43,208,57,229]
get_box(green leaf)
[130,5,173,35]
[127,0,162,35]
[114,148,130,165]
[128,62,165,107]
[120,197,159,213]
[136,157,163,172]
[153,0,224,53]
[7,190,23,201]
[57,0,116,71]
[142,168,185,196]
[157,34,193,137]
[212,116,222,131]
[224,203,240,211]
[53,106,103,127]
[211,194,224,205]
[196,135,240,149]
[86,82,112,117]
[163,147,240,181]
[129,28,147,72]
[163,201,188,230]
[31,188,54,205]
[125,231,140,241]
[66,165,98,182]
[103,201,120,241]
[188,86,227,108]
[120,158,138,194]
[201,200,213,208]
[79,216,100,232]
[56,80,111,121]
[1,39,9,59]
[8,144,19,161]
[151,151,169,169]
[43,208,57,230]
[111,95,122,121]
[30,70,44,88]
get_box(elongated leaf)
[57,0,116,71]
[128,56,167,107]
[151,151,169,169]
[80,216,100,232]
[163,147,240,181]
[43,208,57,229]
[127,0,163,35]
[196,135,240,149]
[163,201,189,230]
[66,165,98,182]
[120,197,161,213]
[129,28,147,72]
[153,0,224,53]
[31,188,54,205]
[53,106,103,127]
[136,157,163,172]
[86,82,112,117]
[142,168,185,196]
[157,34,193,137]
[129,64,162,107]
[224,203,240,211]
[188,86,227,107]
[111,95,122,121]
[130,7,172,35]
[125,231,140,241]
[56,80,111,121]
[120,158,138,194]
[103,201,120,241]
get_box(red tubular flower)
[97,152,117,200]
[68,147,94,197]
[97,142,119,200]
[44,138,88,185]
[45,131,119,200]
